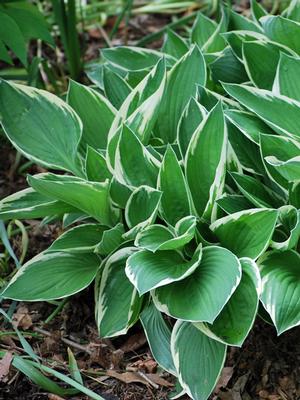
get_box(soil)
[1,8,300,400]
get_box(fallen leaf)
[12,306,32,330]
[147,374,174,388]
[120,332,147,353]
[106,370,149,386]
[0,352,13,383]
[215,367,234,393]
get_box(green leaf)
[250,0,267,24]
[195,258,261,346]
[289,180,300,208]
[261,15,300,54]
[260,134,300,189]
[124,185,161,239]
[266,155,300,181]
[177,97,206,157]
[68,348,83,384]
[229,9,262,32]
[0,188,75,221]
[67,80,115,151]
[171,321,226,400]
[271,205,300,250]
[135,215,197,252]
[103,67,131,109]
[12,356,73,397]
[259,250,300,334]
[223,30,266,61]
[126,247,202,295]
[114,125,160,188]
[162,29,188,59]
[46,224,107,253]
[156,45,206,143]
[107,59,166,169]
[94,223,125,256]
[186,102,227,221]
[102,46,174,72]
[140,303,176,375]
[0,80,82,175]
[191,13,217,49]
[223,82,300,140]
[153,246,241,323]
[217,194,253,214]
[1,2,53,45]
[227,121,265,174]
[0,11,27,66]
[85,146,112,182]
[2,252,100,301]
[210,208,278,259]
[209,47,248,84]
[282,0,300,22]
[242,41,281,90]
[273,53,300,101]
[95,248,142,337]
[224,109,274,144]
[158,146,192,225]
[230,172,281,208]
[28,173,119,227]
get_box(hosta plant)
[1,1,300,399]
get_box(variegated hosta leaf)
[67,80,116,152]
[153,246,241,322]
[103,67,131,109]
[0,80,82,176]
[94,223,125,256]
[135,215,197,252]
[171,321,226,400]
[195,258,261,347]
[242,40,282,90]
[0,188,76,221]
[261,15,300,54]
[124,185,162,239]
[259,250,300,334]
[140,303,176,375]
[271,206,300,250]
[126,246,202,295]
[114,125,160,188]
[224,109,274,144]
[156,45,206,143]
[102,46,174,72]
[28,173,119,227]
[217,194,253,214]
[107,59,166,169]
[85,146,112,182]
[177,97,207,157]
[227,122,265,175]
[210,208,278,259]
[289,181,300,208]
[273,52,300,101]
[1,252,100,301]
[95,248,142,338]
[260,134,300,189]
[158,146,193,226]
[251,0,268,24]
[230,172,283,208]
[223,83,300,140]
[162,29,189,60]
[186,102,227,222]
[222,30,266,61]
[266,155,300,181]
[46,224,107,253]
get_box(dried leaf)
[0,352,13,382]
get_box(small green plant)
[1,1,300,399]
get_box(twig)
[33,327,92,355]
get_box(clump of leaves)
[1,1,300,399]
